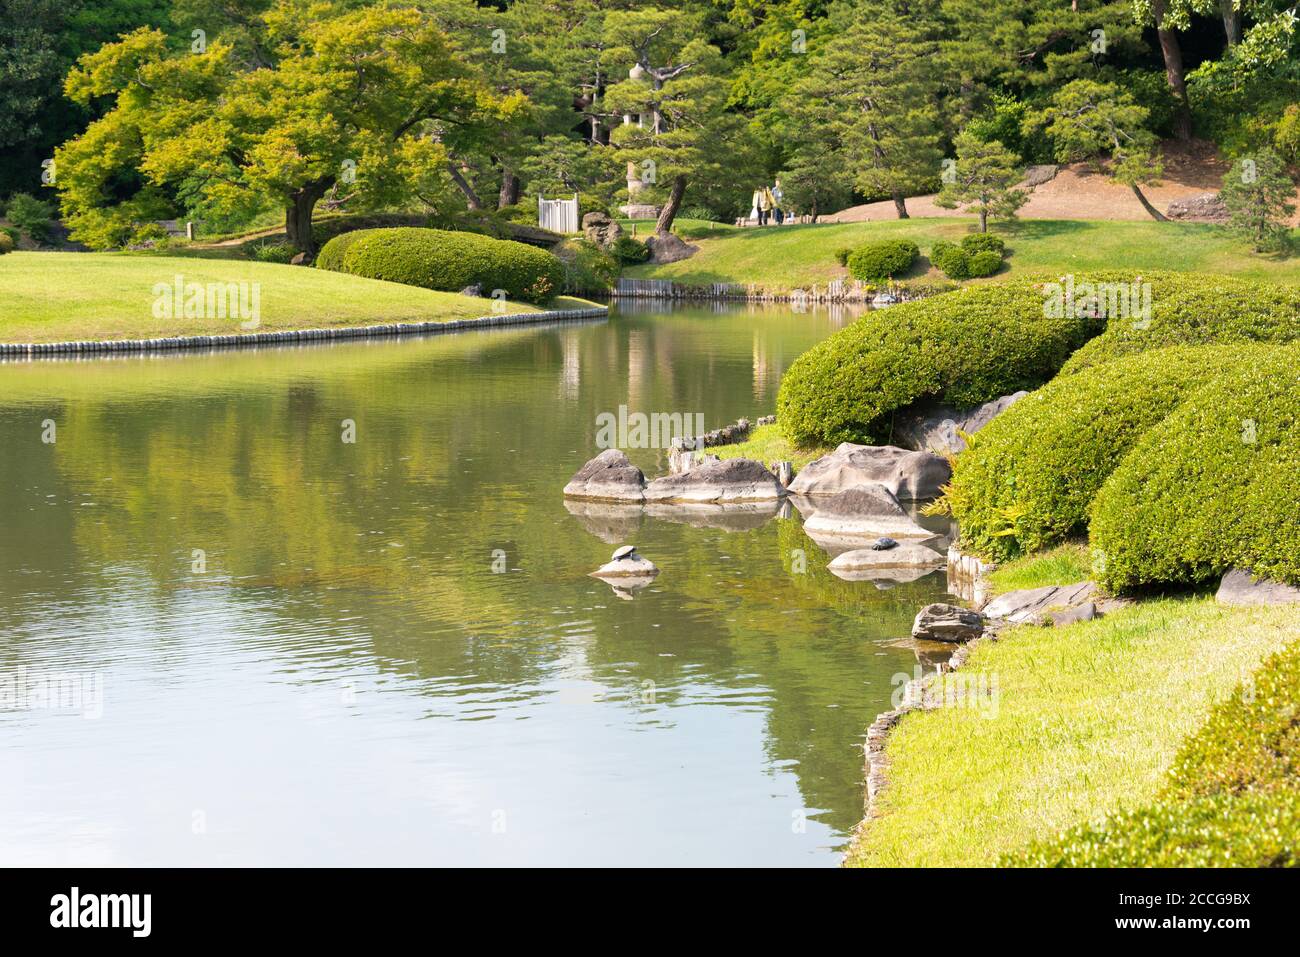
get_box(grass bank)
[623,217,1300,290]
[845,598,1300,867]
[708,423,831,472]
[0,252,595,344]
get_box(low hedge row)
[316,227,565,304]
[947,344,1263,562]
[846,239,918,282]
[931,234,1006,280]
[1089,343,1300,591]
[1009,639,1300,866]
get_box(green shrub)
[0,232,13,255]
[319,227,565,305]
[4,192,54,243]
[949,345,1261,562]
[249,240,296,264]
[553,238,618,294]
[930,241,971,280]
[960,233,1006,257]
[966,250,1003,277]
[314,230,368,273]
[1060,272,1300,374]
[612,235,650,265]
[1090,343,1300,590]
[776,277,1108,446]
[847,239,919,281]
[835,247,853,267]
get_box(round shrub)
[847,239,919,281]
[966,250,1003,277]
[1090,343,1300,590]
[315,229,368,273]
[948,345,1263,562]
[612,235,650,265]
[929,241,970,280]
[0,232,13,255]
[321,227,565,305]
[554,238,618,294]
[776,277,1109,446]
[1059,272,1300,374]
[960,233,1005,257]
[835,247,853,267]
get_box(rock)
[800,484,937,541]
[829,542,944,572]
[1165,193,1229,223]
[618,203,662,220]
[1048,602,1096,626]
[563,449,647,503]
[982,581,1110,625]
[591,546,659,580]
[772,461,794,489]
[788,443,951,501]
[1023,164,1058,187]
[459,283,484,297]
[912,603,985,643]
[290,252,313,266]
[581,212,623,250]
[645,501,781,532]
[645,232,699,265]
[643,456,784,504]
[1215,568,1300,607]
[894,392,1029,455]
[756,415,777,427]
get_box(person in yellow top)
[757,186,774,225]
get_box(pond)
[0,300,955,866]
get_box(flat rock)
[1165,193,1229,223]
[591,555,659,579]
[787,443,951,501]
[643,457,783,504]
[563,449,646,503]
[1216,568,1300,607]
[982,581,1104,625]
[894,392,1028,455]
[912,603,985,643]
[645,232,699,264]
[800,484,937,541]
[828,542,945,572]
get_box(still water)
[0,301,952,866]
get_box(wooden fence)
[538,194,579,234]
[612,277,897,304]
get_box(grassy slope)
[985,543,1095,595]
[845,598,1300,867]
[708,423,831,472]
[624,217,1300,290]
[0,252,595,344]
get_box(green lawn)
[625,217,1300,291]
[985,542,1095,595]
[708,423,831,472]
[845,598,1300,867]
[0,251,596,344]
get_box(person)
[758,186,773,225]
[749,188,762,225]
[771,179,785,225]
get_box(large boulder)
[827,542,945,584]
[980,581,1127,625]
[800,484,936,541]
[582,211,623,250]
[912,603,985,643]
[1215,568,1300,607]
[563,449,647,503]
[894,392,1029,455]
[643,457,783,504]
[645,232,699,264]
[1165,193,1229,223]
[788,443,951,501]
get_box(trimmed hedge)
[966,249,1002,277]
[929,241,970,280]
[317,227,565,304]
[1009,640,1300,867]
[847,239,918,281]
[1060,272,1300,374]
[314,229,368,272]
[948,345,1262,562]
[961,233,1005,257]
[1090,343,1300,591]
[776,277,1108,445]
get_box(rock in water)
[591,546,659,581]
[912,603,985,643]
[643,457,784,504]
[827,542,945,584]
[800,484,936,541]
[563,449,647,503]
[787,443,951,501]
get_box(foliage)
[846,239,918,281]
[0,231,13,254]
[1090,343,1300,591]
[934,134,1028,232]
[961,233,1006,257]
[3,191,54,243]
[553,237,618,295]
[318,227,565,305]
[612,235,650,265]
[966,249,1003,277]
[929,240,971,280]
[248,240,296,264]
[1220,148,1297,253]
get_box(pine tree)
[1220,148,1297,252]
[934,133,1029,232]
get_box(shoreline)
[0,304,609,360]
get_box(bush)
[846,239,918,281]
[0,232,13,255]
[1060,272,1300,373]
[960,233,1005,257]
[553,238,618,294]
[835,247,853,267]
[314,229,368,273]
[249,240,296,264]
[966,250,1003,277]
[930,241,971,280]
[948,345,1262,562]
[776,277,1108,446]
[1090,343,1300,590]
[317,227,565,305]
[612,235,650,265]
[4,192,54,243]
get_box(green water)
[0,302,953,866]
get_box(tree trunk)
[1153,2,1193,141]
[285,179,332,254]
[892,192,909,219]
[448,162,482,210]
[498,170,520,209]
[1131,184,1169,222]
[655,175,687,238]
[1220,1,1241,45]
[979,207,988,232]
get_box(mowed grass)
[0,252,596,344]
[624,217,1300,290]
[985,542,1096,595]
[844,598,1300,867]
[709,423,831,472]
